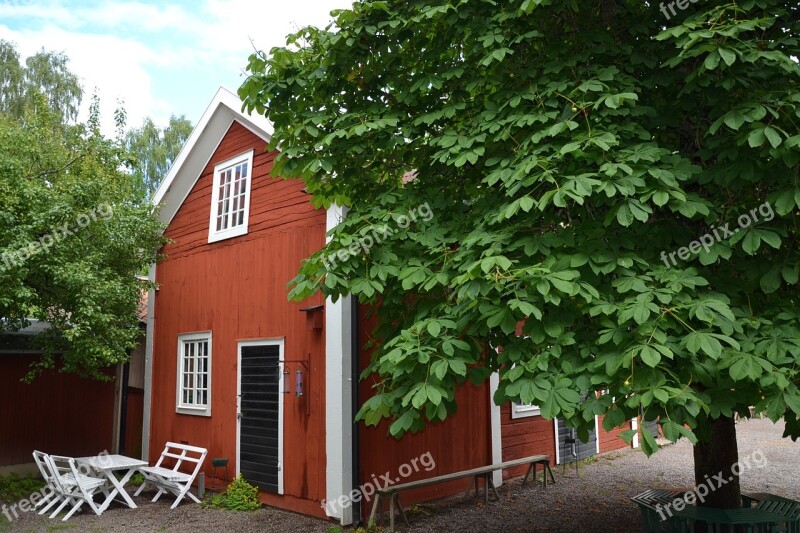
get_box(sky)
[0,0,352,134]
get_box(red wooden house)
[144,87,637,525]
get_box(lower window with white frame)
[176,332,212,416]
[511,402,541,419]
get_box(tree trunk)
[692,416,741,509]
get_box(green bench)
[633,490,800,533]
[672,505,788,532]
[744,493,800,533]
[368,454,554,532]
[631,489,689,533]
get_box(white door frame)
[236,338,284,495]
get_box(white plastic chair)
[134,442,207,509]
[45,455,109,521]
[31,451,61,515]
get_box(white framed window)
[176,332,212,416]
[511,402,541,419]
[208,150,254,243]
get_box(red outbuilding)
[144,87,638,525]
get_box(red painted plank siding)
[598,417,632,453]
[499,404,556,480]
[149,121,328,516]
[356,309,493,515]
[0,355,115,465]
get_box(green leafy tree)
[0,40,82,124]
[0,91,166,379]
[124,115,193,200]
[240,0,800,509]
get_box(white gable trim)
[152,86,274,227]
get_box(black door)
[239,344,281,494]
[556,418,597,464]
[643,419,660,439]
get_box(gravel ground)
[2,419,797,532]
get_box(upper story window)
[176,332,212,416]
[208,150,254,243]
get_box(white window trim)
[511,402,541,419]
[208,150,254,243]
[176,331,212,417]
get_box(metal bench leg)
[546,462,556,487]
[368,493,381,527]
[487,475,500,502]
[463,476,475,500]
[396,495,410,527]
[522,463,534,486]
[389,494,395,532]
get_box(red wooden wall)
[356,308,493,516]
[149,121,328,517]
[0,355,115,466]
[500,404,557,479]
[599,417,632,453]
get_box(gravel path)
[2,419,797,532]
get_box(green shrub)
[0,473,45,502]
[128,472,145,487]
[202,475,261,512]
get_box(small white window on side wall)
[511,402,541,419]
[176,332,212,416]
[208,150,254,243]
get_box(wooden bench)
[368,455,554,532]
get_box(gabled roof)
[152,86,274,226]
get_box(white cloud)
[0,0,352,135]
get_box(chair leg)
[134,482,148,496]
[40,495,61,515]
[33,491,54,509]
[170,488,193,509]
[152,488,166,502]
[50,497,71,518]
[62,499,85,521]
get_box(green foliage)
[128,472,145,487]
[124,115,193,201]
[0,79,166,380]
[240,0,800,451]
[0,473,45,502]
[0,40,82,125]
[204,475,261,512]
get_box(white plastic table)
[75,454,148,511]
